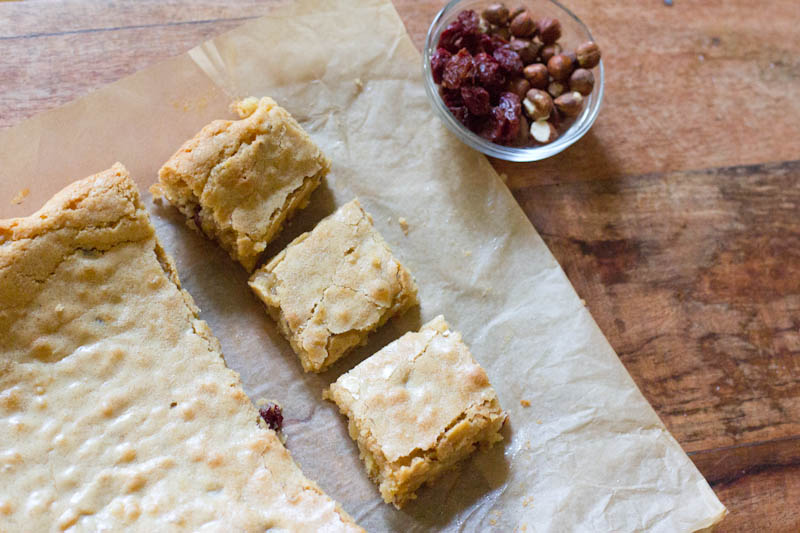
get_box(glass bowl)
[423,0,604,162]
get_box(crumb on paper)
[536,419,542,424]
[463,249,472,257]
[580,298,586,306]
[490,520,497,526]
[398,217,409,235]
[195,95,210,111]
[524,440,531,450]
[520,399,530,407]
[354,78,364,91]
[11,188,29,205]
[170,90,216,114]
[522,496,534,507]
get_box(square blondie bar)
[249,199,418,373]
[152,96,329,271]
[324,315,507,508]
[0,164,361,532]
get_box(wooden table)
[2,1,798,530]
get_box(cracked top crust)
[0,165,362,532]
[153,96,329,271]
[249,199,418,372]
[327,316,502,463]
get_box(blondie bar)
[0,164,361,532]
[152,97,329,271]
[324,316,507,508]
[249,199,418,373]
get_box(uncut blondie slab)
[324,315,507,508]
[0,164,362,532]
[152,96,329,271]
[249,199,418,373]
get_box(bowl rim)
[422,0,604,162]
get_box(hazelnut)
[491,25,511,40]
[522,97,535,118]
[547,54,574,81]
[576,41,602,68]
[569,68,594,95]
[530,119,557,143]
[548,80,566,98]
[537,17,562,44]
[523,88,554,120]
[549,105,562,128]
[482,4,510,26]
[540,43,562,63]
[510,11,536,37]
[523,63,549,89]
[564,51,578,68]
[507,77,532,98]
[509,38,542,64]
[554,91,584,116]
[515,114,530,145]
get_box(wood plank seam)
[511,158,800,195]
[708,461,800,489]
[0,15,258,41]
[689,433,800,486]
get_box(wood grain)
[708,463,800,533]
[1,0,798,531]
[521,159,800,531]
[520,160,800,452]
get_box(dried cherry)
[441,48,476,89]
[438,20,465,53]
[259,403,284,432]
[460,86,491,116]
[431,48,452,84]
[473,52,505,92]
[480,92,521,143]
[476,33,495,54]
[492,47,524,76]
[439,10,484,54]
[440,87,464,108]
[457,9,480,34]
[448,105,471,126]
[455,10,482,53]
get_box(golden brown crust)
[249,199,419,373]
[153,96,329,271]
[0,165,362,532]
[325,316,507,508]
[0,164,155,360]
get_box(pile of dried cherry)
[430,4,601,147]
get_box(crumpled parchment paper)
[0,0,726,531]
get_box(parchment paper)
[0,0,726,530]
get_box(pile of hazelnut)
[430,3,601,147]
